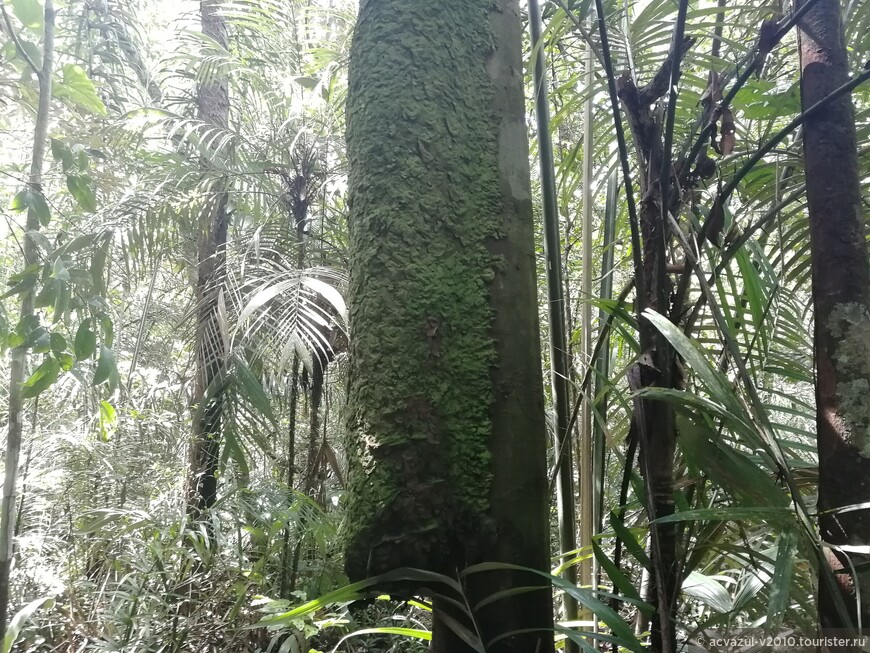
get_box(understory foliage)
[0,0,867,650]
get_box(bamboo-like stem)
[593,172,618,565]
[528,0,578,642]
[578,11,595,613]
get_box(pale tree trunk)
[188,0,230,513]
[797,0,870,645]
[344,1,554,651]
[527,0,578,639]
[579,11,596,605]
[0,0,55,634]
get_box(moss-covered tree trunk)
[797,0,870,642]
[344,1,554,651]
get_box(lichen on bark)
[343,0,505,578]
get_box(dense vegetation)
[0,0,868,651]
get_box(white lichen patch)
[827,302,870,452]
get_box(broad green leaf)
[463,562,645,652]
[593,541,641,601]
[766,528,797,628]
[74,319,96,359]
[11,0,43,31]
[65,175,97,212]
[1,596,54,653]
[93,345,116,386]
[222,433,250,479]
[234,356,275,422]
[682,571,733,614]
[677,414,788,508]
[654,507,793,524]
[54,64,106,115]
[254,568,463,627]
[22,356,59,398]
[642,309,741,414]
[609,512,651,570]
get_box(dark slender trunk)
[188,0,230,514]
[797,0,870,644]
[618,68,681,653]
[279,356,301,599]
[303,356,326,495]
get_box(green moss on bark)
[343,0,504,578]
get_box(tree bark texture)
[344,1,554,651]
[797,0,870,642]
[188,0,230,513]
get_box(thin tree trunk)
[579,12,596,606]
[0,0,55,634]
[188,0,230,514]
[527,0,578,640]
[278,356,300,599]
[797,0,870,643]
[302,356,326,495]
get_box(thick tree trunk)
[344,1,554,651]
[188,0,230,513]
[797,0,870,643]
[0,1,55,634]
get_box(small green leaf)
[11,0,43,31]
[294,76,319,89]
[6,38,42,69]
[98,400,116,441]
[22,357,60,398]
[34,279,57,309]
[65,175,97,212]
[26,230,52,254]
[74,319,96,359]
[10,187,51,225]
[51,258,70,282]
[54,64,106,115]
[1,270,38,300]
[56,352,74,371]
[101,316,114,347]
[51,138,74,171]
[27,326,50,352]
[93,345,116,386]
[49,332,66,357]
